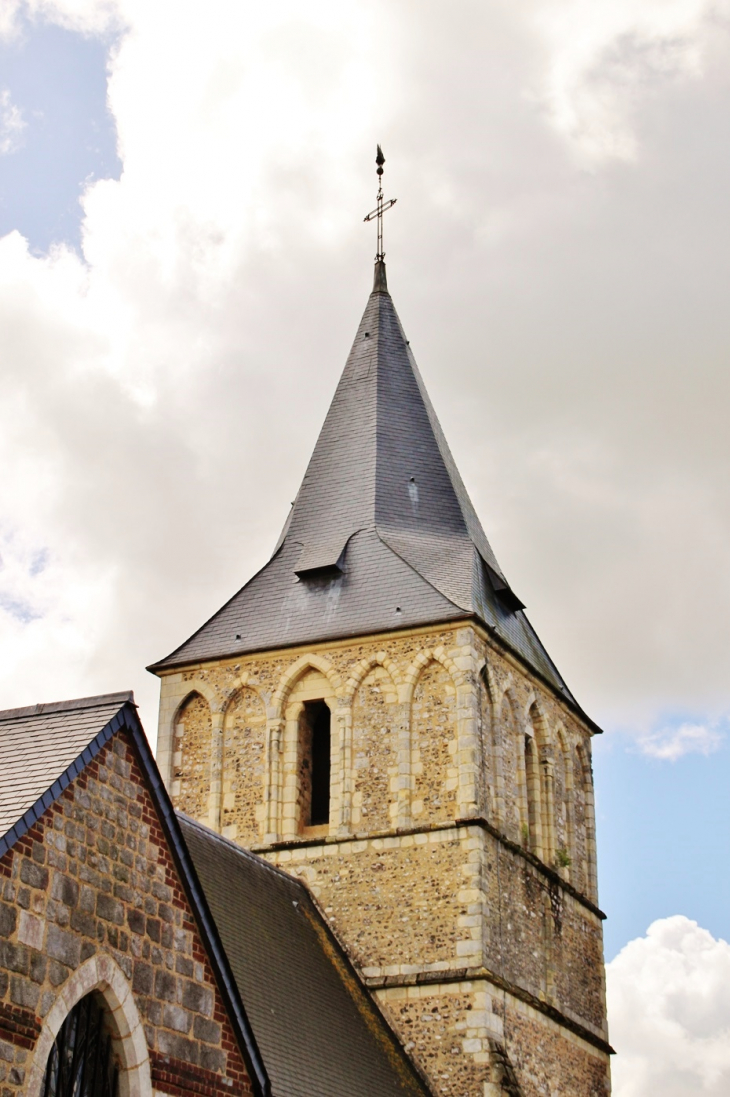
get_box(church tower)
[150,162,611,1096]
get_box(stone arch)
[271,652,343,718]
[575,738,598,901]
[344,651,402,703]
[476,660,497,821]
[219,670,258,716]
[271,656,343,839]
[349,658,400,832]
[409,651,461,824]
[172,679,219,721]
[26,954,151,1097]
[220,681,268,843]
[553,722,575,875]
[172,689,213,823]
[402,647,465,704]
[497,687,525,844]
[527,701,554,863]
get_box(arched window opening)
[42,993,118,1097]
[299,700,331,827]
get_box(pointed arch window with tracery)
[42,993,118,1097]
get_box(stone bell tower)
[150,186,612,1094]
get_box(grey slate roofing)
[151,261,576,705]
[0,692,133,838]
[0,692,269,1096]
[178,814,432,1097]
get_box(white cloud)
[0,0,729,742]
[607,917,730,1096]
[0,88,25,154]
[637,722,724,761]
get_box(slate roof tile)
[0,692,132,836]
[178,814,432,1097]
[151,263,578,708]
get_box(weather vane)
[364,145,397,262]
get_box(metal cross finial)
[364,144,397,262]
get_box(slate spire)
[151,262,576,704]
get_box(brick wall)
[0,734,252,1097]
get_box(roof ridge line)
[0,691,135,722]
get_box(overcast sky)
[2,1,730,1090]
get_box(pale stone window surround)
[268,656,343,840]
[25,954,151,1097]
[270,653,344,719]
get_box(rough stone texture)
[172,693,213,824]
[502,999,609,1097]
[376,983,488,1097]
[411,663,457,824]
[376,981,610,1097]
[0,734,252,1097]
[156,620,609,1096]
[267,830,479,974]
[221,688,266,843]
[351,667,398,831]
[495,694,524,846]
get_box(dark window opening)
[42,992,118,1097]
[300,700,331,827]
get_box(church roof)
[0,692,270,1097]
[151,262,575,705]
[0,691,135,842]
[179,815,433,1097]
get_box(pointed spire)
[153,260,575,706]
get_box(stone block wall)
[266,828,482,976]
[376,981,610,1097]
[157,623,599,903]
[0,734,252,1097]
[155,620,608,1096]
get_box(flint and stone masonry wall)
[0,734,252,1097]
[156,621,610,1096]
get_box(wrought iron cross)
[364,145,397,262]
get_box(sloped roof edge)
[0,695,271,1097]
[178,814,435,1097]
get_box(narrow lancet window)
[299,700,331,827]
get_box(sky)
[1,0,729,1090]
